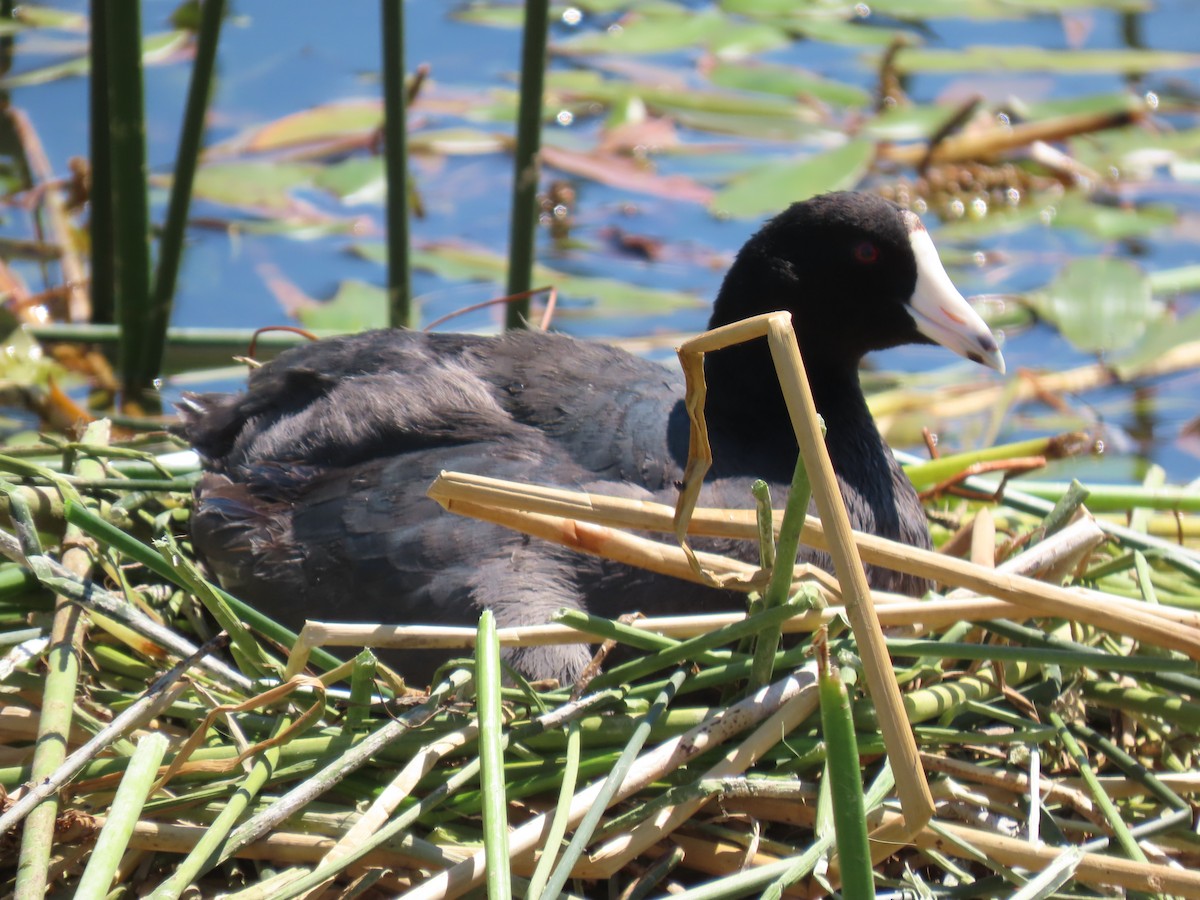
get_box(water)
[4,0,1200,484]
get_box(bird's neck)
[703,342,884,472]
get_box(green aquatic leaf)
[863,103,965,141]
[1110,307,1200,379]
[711,139,874,218]
[1027,258,1156,353]
[937,194,1175,243]
[237,100,381,153]
[295,280,388,333]
[1047,198,1176,240]
[356,243,704,315]
[1070,125,1200,180]
[547,68,821,139]
[312,158,385,205]
[556,8,733,55]
[0,30,189,88]
[15,6,88,29]
[186,162,321,215]
[869,0,1149,17]
[788,17,905,45]
[708,22,792,59]
[706,60,871,107]
[408,128,510,155]
[1148,265,1200,297]
[894,45,1200,74]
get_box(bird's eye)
[854,242,879,264]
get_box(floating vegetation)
[0,0,1198,895]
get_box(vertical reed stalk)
[88,0,114,324]
[476,611,512,900]
[504,0,550,329]
[104,3,154,398]
[381,0,412,328]
[152,0,226,354]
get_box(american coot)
[178,192,1004,684]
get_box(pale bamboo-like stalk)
[398,669,815,900]
[581,664,821,875]
[427,473,1200,650]
[728,803,1200,898]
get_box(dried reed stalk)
[427,472,1200,657]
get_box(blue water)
[6,0,1200,484]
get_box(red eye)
[854,242,879,264]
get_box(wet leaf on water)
[185,162,321,216]
[556,9,736,55]
[549,69,807,118]
[541,144,714,204]
[708,22,793,59]
[1110,307,1200,379]
[1000,0,1151,11]
[1015,92,1147,120]
[14,6,89,30]
[894,45,1200,74]
[1047,197,1176,240]
[295,280,388,333]
[0,30,189,88]
[409,127,510,155]
[937,193,1175,242]
[1026,257,1156,353]
[863,104,966,141]
[706,60,871,107]
[312,158,386,205]
[1148,265,1200,297]
[711,139,874,218]
[236,100,382,154]
[1070,125,1200,180]
[869,0,1149,17]
[548,68,822,139]
[356,242,704,315]
[786,17,905,46]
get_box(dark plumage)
[178,192,1004,684]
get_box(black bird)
[178,192,1004,684]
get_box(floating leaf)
[556,9,736,55]
[706,60,871,107]
[295,280,388,333]
[312,158,385,205]
[1110,308,1200,379]
[408,127,510,155]
[15,6,89,29]
[1026,258,1156,353]
[541,144,714,204]
[356,242,704,315]
[1070,125,1200,180]
[863,104,966,141]
[185,162,321,216]
[787,17,905,46]
[1047,198,1176,240]
[0,30,189,88]
[937,194,1175,242]
[237,100,382,154]
[868,0,1149,17]
[1148,265,1200,297]
[708,22,792,59]
[711,139,873,218]
[894,45,1200,74]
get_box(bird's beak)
[907,226,1006,375]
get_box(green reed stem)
[381,0,412,327]
[104,1,155,397]
[477,611,512,900]
[504,0,550,329]
[89,0,114,324]
[152,0,226,365]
